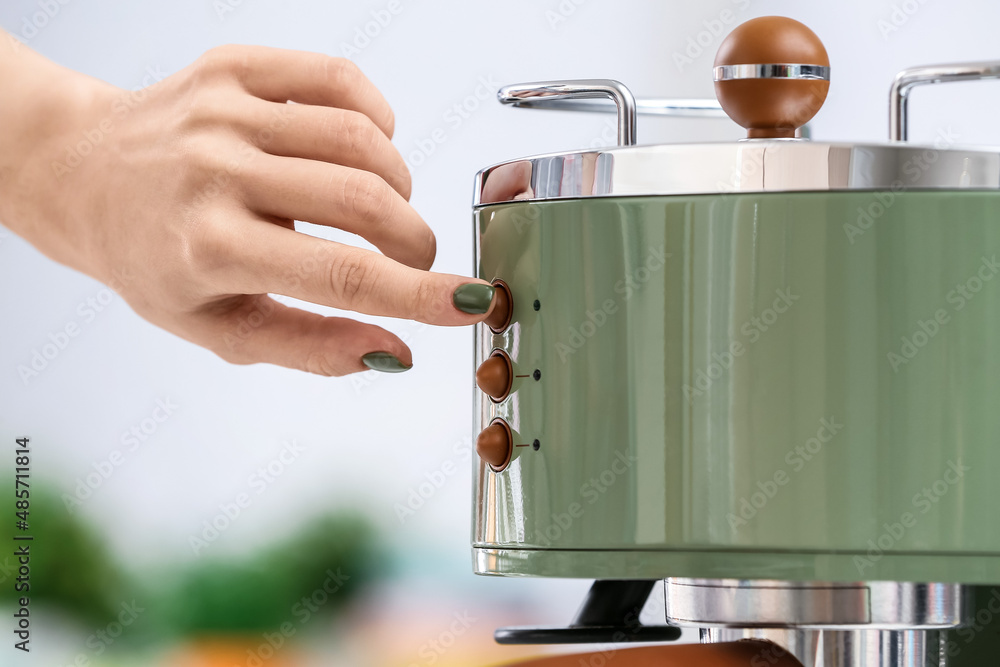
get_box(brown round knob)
[714,16,829,139]
[476,352,512,401]
[484,280,512,332]
[477,419,513,471]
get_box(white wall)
[2,0,1000,626]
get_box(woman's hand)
[0,38,497,375]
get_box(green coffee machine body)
[469,55,1000,666]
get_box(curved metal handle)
[498,79,638,146]
[889,61,1000,141]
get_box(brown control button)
[477,419,513,471]
[476,352,513,402]
[484,280,512,332]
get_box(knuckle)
[324,57,394,136]
[180,138,245,196]
[412,274,441,320]
[326,57,364,89]
[343,171,393,228]
[339,111,381,159]
[186,218,232,277]
[327,250,376,308]
[197,44,249,77]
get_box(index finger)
[216,219,497,326]
[208,45,395,138]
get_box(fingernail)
[453,283,495,315]
[361,352,412,373]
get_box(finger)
[200,296,413,376]
[214,219,496,326]
[241,154,434,270]
[246,99,410,199]
[210,45,395,138]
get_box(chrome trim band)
[664,578,968,630]
[714,63,831,81]
[473,141,1000,206]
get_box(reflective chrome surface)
[498,80,638,146]
[670,579,968,667]
[890,61,1000,141]
[664,579,969,630]
[702,627,948,667]
[714,63,831,81]
[474,141,1000,205]
[500,96,725,118]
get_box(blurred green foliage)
[0,478,383,640]
[159,513,380,635]
[0,483,128,625]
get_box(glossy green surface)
[473,191,1000,582]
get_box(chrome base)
[702,628,947,667]
[665,579,971,667]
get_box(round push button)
[477,419,513,471]
[476,351,513,402]
[485,280,512,333]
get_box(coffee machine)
[471,16,1000,667]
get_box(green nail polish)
[362,352,412,373]
[453,283,495,314]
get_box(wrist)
[0,37,119,274]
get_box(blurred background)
[2,0,1000,665]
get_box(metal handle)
[889,61,1000,141]
[499,79,637,146]
[498,79,727,147]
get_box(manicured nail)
[453,283,495,315]
[361,352,412,373]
